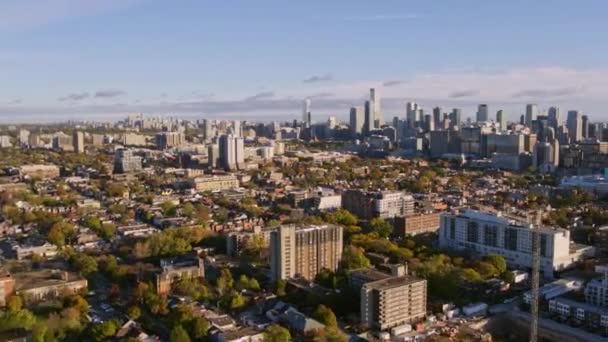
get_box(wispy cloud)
[512,87,582,98]
[303,73,333,83]
[244,91,275,102]
[344,13,422,22]
[58,92,89,102]
[308,92,335,99]
[94,89,126,98]
[0,0,141,32]
[6,99,21,105]
[449,89,480,98]
[383,80,404,87]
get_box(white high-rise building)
[235,136,244,167]
[439,209,594,277]
[350,106,365,136]
[567,110,583,144]
[406,102,419,128]
[525,104,538,126]
[370,88,381,128]
[232,120,242,138]
[302,98,311,127]
[496,110,507,132]
[476,104,489,122]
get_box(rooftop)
[364,275,425,290]
[13,269,85,291]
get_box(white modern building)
[439,209,594,277]
[559,175,608,197]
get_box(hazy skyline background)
[1,0,607,123]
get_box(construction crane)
[529,211,542,342]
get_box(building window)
[484,225,498,247]
[504,228,518,251]
[466,221,479,243]
[450,218,456,239]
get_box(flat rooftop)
[365,275,425,290]
[13,269,85,291]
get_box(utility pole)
[529,211,542,342]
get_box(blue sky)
[1,0,607,123]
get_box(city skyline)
[1,0,608,122]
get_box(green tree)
[217,268,234,295]
[182,202,195,218]
[70,252,98,276]
[461,268,482,282]
[90,320,119,341]
[369,217,393,238]
[83,215,102,230]
[341,245,371,270]
[484,254,507,274]
[249,278,261,291]
[170,325,191,342]
[333,209,357,226]
[127,306,141,320]
[161,201,178,216]
[274,279,286,296]
[501,270,515,284]
[189,316,209,340]
[228,293,246,311]
[263,324,291,342]
[236,274,250,291]
[312,304,338,328]
[6,295,23,313]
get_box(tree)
[6,295,23,313]
[90,320,119,341]
[341,245,371,270]
[127,305,141,320]
[484,254,507,274]
[312,304,338,328]
[170,325,191,342]
[47,225,66,247]
[273,279,287,296]
[70,252,98,276]
[236,274,250,291]
[228,293,246,311]
[161,201,178,216]
[461,268,482,282]
[333,209,357,226]
[63,294,89,316]
[369,218,393,238]
[476,261,498,279]
[263,324,291,342]
[501,270,515,284]
[107,183,127,197]
[249,278,261,291]
[182,202,195,218]
[189,317,209,341]
[83,215,102,230]
[217,268,234,295]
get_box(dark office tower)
[364,100,373,135]
[582,115,589,138]
[520,114,525,125]
[449,108,462,129]
[547,106,561,130]
[423,114,434,132]
[432,107,442,130]
[476,104,489,122]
